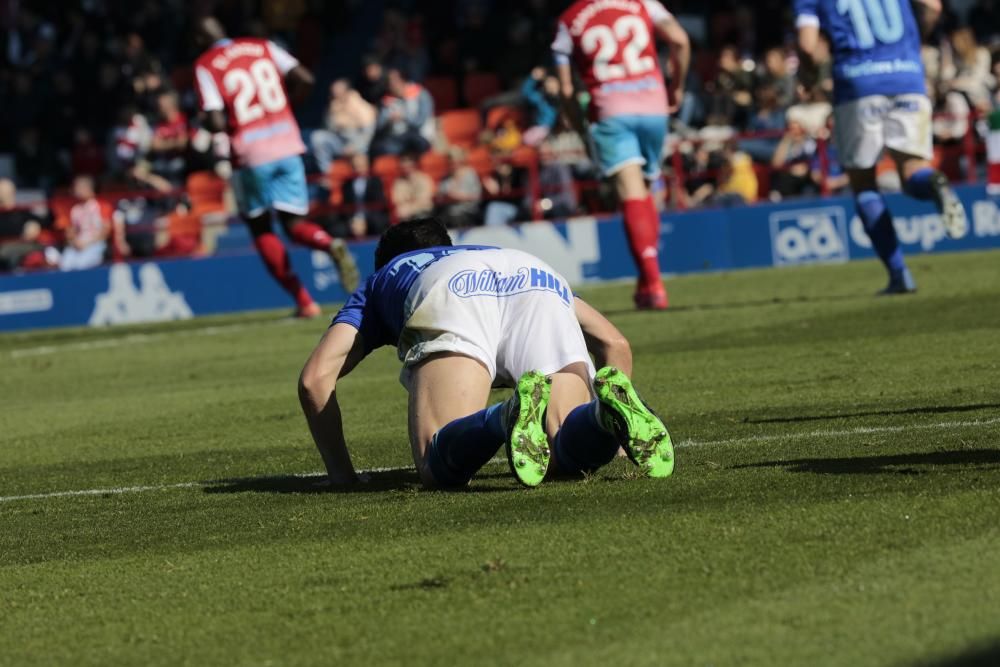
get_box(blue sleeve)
[331,278,385,355]
[793,0,820,24]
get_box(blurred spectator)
[932,83,972,145]
[537,141,578,219]
[357,55,388,106]
[0,179,52,271]
[691,150,760,207]
[770,119,818,200]
[108,106,151,179]
[739,85,787,162]
[521,67,560,146]
[0,220,52,272]
[943,28,995,112]
[336,153,390,239]
[757,47,795,108]
[785,86,832,138]
[483,161,528,226]
[370,69,436,157]
[0,179,40,240]
[310,80,377,172]
[706,46,754,129]
[437,149,483,228]
[391,154,435,222]
[60,176,111,271]
[148,90,189,186]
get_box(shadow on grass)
[737,449,1000,475]
[600,293,861,317]
[203,469,518,495]
[744,402,1000,425]
[914,641,1000,667]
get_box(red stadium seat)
[466,146,494,178]
[328,159,353,205]
[463,72,501,107]
[186,171,227,209]
[439,110,482,150]
[372,155,401,181]
[510,145,538,168]
[424,76,459,112]
[419,151,451,182]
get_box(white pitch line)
[0,463,422,504]
[6,318,301,359]
[1,417,998,504]
[676,416,1000,448]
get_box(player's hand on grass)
[316,470,370,488]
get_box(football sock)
[426,403,506,487]
[622,196,663,292]
[252,232,314,309]
[552,401,620,474]
[287,220,334,250]
[903,167,936,202]
[855,190,906,273]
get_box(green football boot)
[593,366,674,478]
[504,371,552,488]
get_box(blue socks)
[855,190,906,273]
[426,403,506,487]
[903,167,936,201]
[553,401,620,475]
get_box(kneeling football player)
[298,217,674,488]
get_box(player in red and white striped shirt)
[194,18,359,317]
[553,0,689,310]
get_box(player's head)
[374,217,452,270]
[194,17,227,49]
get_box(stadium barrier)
[2,184,998,333]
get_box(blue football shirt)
[794,0,926,103]
[332,245,498,355]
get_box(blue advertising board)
[2,185,998,332]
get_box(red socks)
[287,221,333,250]
[253,232,314,309]
[621,196,663,294]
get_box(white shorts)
[397,248,595,389]
[833,94,933,170]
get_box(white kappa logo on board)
[89,264,193,326]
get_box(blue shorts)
[232,155,309,218]
[589,115,667,180]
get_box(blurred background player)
[552,0,690,310]
[194,18,359,318]
[795,0,968,295]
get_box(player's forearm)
[299,379,357,483]
[796,26,821,68]
[662,21,690,89]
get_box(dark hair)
[374,216,453,270]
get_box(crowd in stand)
[2,0,999,272]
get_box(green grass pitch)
[2,251,999,666]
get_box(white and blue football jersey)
[333,245,498,354]
[794,0,926,103]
